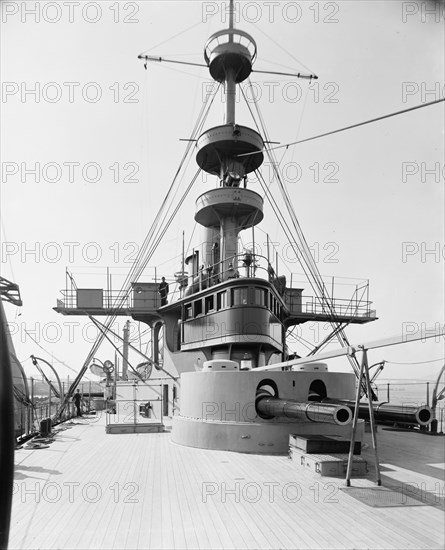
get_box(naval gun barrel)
[322,398,432,426]
[256,397,352,425]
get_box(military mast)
[194,0,264,283]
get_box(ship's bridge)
[54,256,376,326]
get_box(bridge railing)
[56,256,375,319]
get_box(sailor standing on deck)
[159,277,169,306]
[73,389,83,417]
[226,263,239,279]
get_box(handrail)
[56,252,375,317]
[204,29,257,66]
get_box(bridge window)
[194,299,203,316]
[232,287,248,306]
[205,295,214,313]
[185,303,192,319]
[216,290,226,310]
[254,287,267,306]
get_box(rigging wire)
[242,82,370,390]
[253,166,355,365]
[254,169,315,292]
[267,154,365,380]
[109,82,215,304]
[139,168,203,279]
[140,59,212,82]
[238,97,445,157]
[285,328,316,353]
[251,24,316,76]
[292,84,310,161]
[240,85,324,302]
[249,92,342,303]
[257,57,315,74]
[130,82,220,283]
[57,171,202,412]
[130,326,151,343]
[129,91,220,285]
[184,222,198,262]
[57,79,221,414]
[138,20,212,57]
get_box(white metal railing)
[57,256,374,318]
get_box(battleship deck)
[10,415,444,550]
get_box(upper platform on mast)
[204,29,257,83]
[197,18,264,178]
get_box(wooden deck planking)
[363,507,444,549]
[154,437,174,547]
[196,444,352,549]
[201,450,314,549]
[253,478,357,549]
[179,449,241,549]
[205,450,360,549]
[197,447,292,549]
[58,425,130,550]
[189,449,254,549]
[13,433,75,548]
[196,435,443,550]
[175,444,228,550]
[13,422,126,549]
[161,440,198,550]
[9,415,445,550]
[112,435,149,550]
[165,440,197,549]
[213,460,322,549]
[164,440,196,550]
[128,434,154,548]
[129,435,156,546]
[98,457,137,549]
[342,507,420,550]
[14,428,94,549]
[199,450,292,549]
[153,434,176,550]
[133,433,161,550]
[49,424,128,550]
[313,474,442,549]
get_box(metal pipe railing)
[56,258,374,317]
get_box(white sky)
[1,0,444,383]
